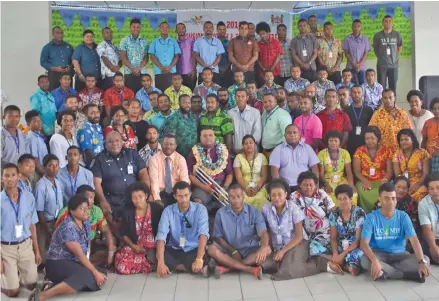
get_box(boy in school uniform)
[25,110,48,176]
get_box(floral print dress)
[290,189,335,256]
[115,212,155,275]
[329,206,365,269]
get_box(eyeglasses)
[183,215,192,228]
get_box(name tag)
[179,236,185,248]
[134,136,139,144]
[332,174,339,183]
[386,47,391,55]
[355,126,361,135]
[328,52,333,59]
[370,167,376,176]
[404,170,409,179]
[302,49,308,57]
[276,234,283,244]
[342,239,349,251]
[127,163,134,175]
[15,225,23,239]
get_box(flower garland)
[192,143,228,177]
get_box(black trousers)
[328,71,342,85]
[155,73,173,92]
[160,191,176,207]
[275,76,289,87]
[101,76,114,91]
[377,66,398,92]
[182,74,197,90]
[301,69,317,83]
[48,70,73,91]
[219,69,234,88]
[125,74,143,93]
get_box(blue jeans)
[351,69,366,85]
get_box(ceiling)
[50,1,348,11]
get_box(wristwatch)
[418,258,428,264]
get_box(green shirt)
[162,111,198,157]
[261,106,292,150]
[199,109,234,144]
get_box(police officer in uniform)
[91,131,150,239]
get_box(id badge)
[328,51,333,59]
[276,234,283,244]
[300,137,306,143]
[248,181,256,188]
[386,47,391,55]
[355,126,362,135]
[134,136,139,144]
[302,49,308,57]
[332,174,339,183]
[342,239,349,251]
[404,170,409,179]
[370,167,376,176]
[179,236,185,248]
[15,225,23,239]
[127,163,134,175]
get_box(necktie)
[165,157,172,194]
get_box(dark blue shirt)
[72,43,101,78]
[51,87,77,111]
[40,40,74,70]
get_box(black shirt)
[344,104,374,156]
[125,119,150,150]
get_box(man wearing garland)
[187,128,233,211]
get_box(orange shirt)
[103,87,135,107]
[421,118,439,156]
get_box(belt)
[1,238,29,246]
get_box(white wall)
[1,1,51,118]
[412,1,439,89]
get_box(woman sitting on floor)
[115,182,163,275]
[29,195,107,301]
[329,184,366,276]
[262,179,343,280]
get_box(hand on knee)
[4,288,20,298]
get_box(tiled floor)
[3,265,439,301]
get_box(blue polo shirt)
[149,111,175,139]
[40,40,74,70]
[193,36,225,73]
[34,176,64,221]
[148,37,181,75]
[30,89,57,135]
[57,166,94,204]
[135,87,162,111]
[72,43,101,78]
[77,121,104,157]
[51,87,77,112]
[213,203,266,257]
[156,202,210,252]
[26,131,49,165]
[1,188,39,242]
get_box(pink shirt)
[148,151,190,201]
[293,113,322,150]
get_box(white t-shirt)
[49,133,79,168]
[407,109,434,145]
[418,195,439,239]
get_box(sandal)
[40,280,53,291]
[28,288,40,301]
[214,266,225,279]
[327,262,344,275]
[253,266,263,280]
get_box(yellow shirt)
[164,85,193,111]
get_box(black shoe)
[403,272,425,283]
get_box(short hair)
[308,15,317,20]
[52,26,62,32]
[298,18,307,25]
[334,184,354,199]
[127,182,150,200]
[147,125,159,133]
[18,154,35,165]
[110,106,128,119]
[82,103,98,115]
[353,19,362,24]
[351,84,363,91]
[406,90,424,102]
[366,68,376,75]
[342,69,352,75]
[430,97,439,110]
[227,183,243,193]
[325,130,343,144]
[60,72,72,80]
[65,95,78,103]
[38,74,48,82]
[85,74,97,80]
[128,98,141,107]
[67,194,88,213]
[256,21,271,34]
[158,94,171,102]
[383,15,392,21]
[239,21,249,28]
[25,110,40,124]
[173,181,191,195]
[3,105,20,115]
[163,134,176,142]
[130,18,141,25]
[235,87,248,96]
[288,91,301,98]
[382,88,395,96]
[102,26,112,32]
[394,175,410,188]
[218,87,228,93]
[83,29,94,37]
[277,23,287,30]
[191,95,202,102]
[43,154,59,167]
[425,173,439,187]
[379,182,395,195]
[324,89,337,96]
[113,71,124,79]
[247,80,257,86]
[176,22,185,28]
[67,145,81,154]
[363,126,382,142]
[317,66,328,73]
[397,128,420,150]
[148,91,160,97]
[140,74,152,80]
[297,171,319,186]
[267,178,290,195]
[57,109,76,126]
[217,21,225,28]
[202,67,213,74]
[178,94,191,103]
[172,73,182,79]
[204,21,214,27]
[2,163,19,174]
[76,184,95,195]
[206,93,218,102]
[159,21,169,27]
[324,22,333,28]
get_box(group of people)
[2,13,439,301]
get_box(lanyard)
[328,149,340,172]
[180,213,189,237]
[265,107,279,125]
[248,154,256,182]
[301,37,307,49]
[328,110,336,121]
[326,38,334,51]
[32,131,46,140]
[68,170,79,196]
[7,190,21,223]
[5,128,20,151]
[88,89,95,104]
[302,196,316,209]
[275,208,286,230]
[301,114,313,135]
[52,185,60,209]
[435,204,439,219]
[351,105,364,126]
[404,151,414,172]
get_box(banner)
[177,11,292,40]
[293,2,412,58]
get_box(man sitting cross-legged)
[207,184,271,280]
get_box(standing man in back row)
[373,15,402,92]
[97,27,121,91]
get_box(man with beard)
[191,95,204,120]
[337,86,352,109]
[176,23,196,90]
[149,94,175,142]
[247,81,263,113]
[138,125,162,168]
[217,21,232,87]
[304,84,324,114]
[164,74,193,112]
[217,88,230,112]
[162,94,198,157]
[77,103,104,167]
[228,71,247,109]
[276,87,288,111]
[193,67,221,111]
[97,27,121,91]
[92,131,150,239]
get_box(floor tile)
[240,274,277,300]
[278,296,314,301]
[411,283,439,299]
[305,280,344,295]
[273,278,310,298]
[312,292,349,301]
[376,286,421,301]
[345,290,386,301]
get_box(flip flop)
[253,266,263,280]
[214,266,225,279]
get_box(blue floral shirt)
[120,35,149,75]
[47,216,90,262]
[329,206,365,244]
[77,121,104,157]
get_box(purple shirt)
[177,37,195,75]
[342,34,370,70]
[186,145,233,182]
[269,142,320,186]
